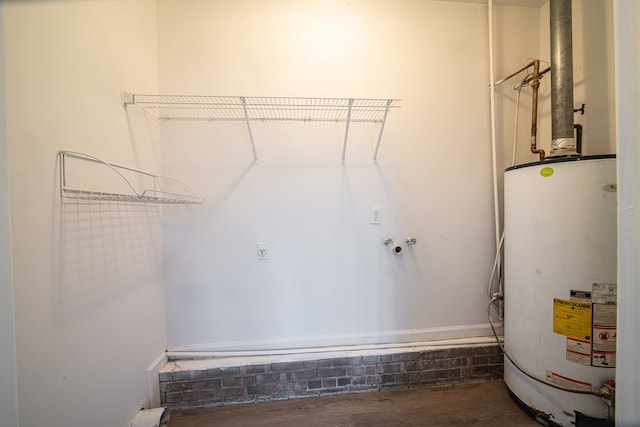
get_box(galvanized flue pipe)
[550,0,577,156]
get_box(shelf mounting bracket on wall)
[240,96,259,162]
[122,92,400,161]
[341,99,354,162]
[373,98,394,162]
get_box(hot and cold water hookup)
[383,236,417,255]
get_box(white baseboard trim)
[166,322,503,357]
[146,352,168,409]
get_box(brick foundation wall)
[159,344,503,409]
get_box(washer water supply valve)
[383,236,417,255]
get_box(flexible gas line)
[487,231,505,298]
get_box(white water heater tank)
[504,155,616,427]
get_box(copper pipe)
[494,60,538,87]
[519,67,551,88]
[529,60,545,161]
[493,61,548,161]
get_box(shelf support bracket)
[241,97,259,162]
[121,91,135,106]
[373,99,393,162]
[341,99,354,162]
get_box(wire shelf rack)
[59,151,205,205]
[122,93,401,161]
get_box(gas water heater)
[504,155,616,426]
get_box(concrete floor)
[167,381,540,426]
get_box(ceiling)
[436,0,546,7]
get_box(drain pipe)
[549,0,577,157]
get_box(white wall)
[572,0,616,154]
[614,1,640,424]
[156,0,544,352]
[3,1,166,426]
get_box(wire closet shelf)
[122,92,401,161]
[59,151,205,205]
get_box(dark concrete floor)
[167,381,540,426]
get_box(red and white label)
[546,371,592,392]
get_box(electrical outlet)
[257,242,269,260]
[370,207,381,224]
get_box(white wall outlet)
[257,242,269,260]
[370,207,381,224]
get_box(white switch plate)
[370,207,381,224]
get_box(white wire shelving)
[59,151,205,205]
[122,92,401,161]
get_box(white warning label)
[593,326,616,352]
[566,338,591,366]
[546,371,591,392]
[592,283,616,304]
[593,304,617,327]
[591,283,616,368]
[592,351,616,368]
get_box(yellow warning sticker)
[553,298,592,340]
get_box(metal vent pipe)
[550,0,577,156]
